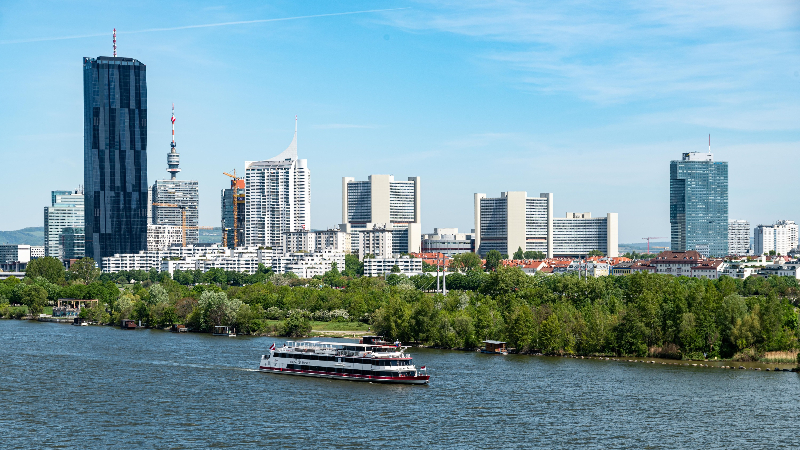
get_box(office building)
[474,192,618,258]
[341,175,421,255]
[83,55,148,261]
[0,245,31,270]
[728,220,750,255]
[245,120,310,251]
[60,227,85,261]
[44,189,84,260]
[151,106,199,246]
[669,151,728,257]
[221,173,245,248]
[421,228,475,256]
[754,220,798,256]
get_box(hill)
[0,227,45,246]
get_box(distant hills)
[0,227,45,246]
[619,242,671,254]
[0,226,222,246]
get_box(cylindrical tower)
[167,104,181,179]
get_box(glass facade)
[389,181,415,223]
[552,218,607,256]
[670,154,728,257]
[346,181,372,224]
[44,190,84,259]
[525,198,548,253]
[83,56,148,261]
[478,197,508,255]
[152,179,200,245]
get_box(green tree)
[390,264,401,273]
[450,252,483,273]
[506,305,534,351]
[512,247,524,260]
[343,254,364,277]
[146,284,169,306]
[68,257,101,285]
[485,250,503,272]
[25,257,65,285]
[523,251,546,260]
[21,285,48,316]
[587,249,605,257]
[280,310,312,337]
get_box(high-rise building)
[669,151,728,257]
[151,106,199,246]
[221,173,245,248]
[754,220,798,256]
[245,119,310,251]
[44,189,84,260]
[728,220,750,255]
[341,174,421,255]
[83,55,148,261]
[474,192,618,258]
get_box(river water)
[2,320,799,449]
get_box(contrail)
[0,8,408,45]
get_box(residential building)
[270,251,346,278]
[754,220,798,256]
[245,120,310,251]
[341,174,421,255]
[669,151,728,257]
[151,106,200,246]
[30,246,44,259]
[356,227,394,259]
[283,229,351,254]
[421,228,475,256]
[757,261,800,279]
[474,191,617,258]
[728,219,750,255]
[565,260,610,277]
[44,189,84,260]
[363,255,423,277]
[221,176,245,248]
[83,55,148,261]
[649,250,704,277]
[147,224,183,251]
[689,260,727,279]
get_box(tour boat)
[259,336,429,385]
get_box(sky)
[0,0,798,243]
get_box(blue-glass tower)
[670,152,728,257]
[83,56,148,261]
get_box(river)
[1,320,799,449]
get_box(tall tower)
[83,32,148,261]
[670,147,728,257]
[167,104,180,180]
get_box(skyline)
[1,1,799,242]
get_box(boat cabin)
[213,326,235,336]
[171,324,188,333]
[482,340,507,354]
[121,319,137,330]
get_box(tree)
[512,247,524,260]
[69,257,101,285]
[281,310,312,337]
[390,264,401,274]
[21,285,48,316]
[451,252,483,273]
[523,251,546,260]
[587,250,605,257]
[25,257,65,285]
[485,250,503,272]
[146,284,169,306]
[342,254,364,277]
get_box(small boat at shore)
[213,326,236,337]
[481,340,508,355]
[259,336,429,385]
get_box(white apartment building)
[421,228,475,256]
[270,252,346,278]
[147,224,184,251]
[363,255,423,277]
[341,174,421,255]
[357,227,394,259]
[283,229,351,254]
[565,261,610,277]
[728,220,750,255]
[755,220,798,256]
[245,121,310,251]
[102,244,231,273]
[474,192,618,258]
[44,189,84,259]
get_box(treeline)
[2,256,799,359]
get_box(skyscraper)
[83,55,148,261]
[669,150,728,257]
[728,219,750,255]
[245,119,310,251]
[151,106,199,246]
[221,174,245,248]
[44,189,84,260]
[341,175,422,255]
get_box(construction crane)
[152,202,210,247]
[223,169,245,248]
[642,237,668,254]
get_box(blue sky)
[1,0,798,243]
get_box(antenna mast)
[113,28,117,57]
[708,134,710,152]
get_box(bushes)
[280,311,311,337]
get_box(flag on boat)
[420,366,426,370]
[269,343,275,351]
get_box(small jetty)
[171,324,188,333]
[213,326,236,337]
[481,340,508,355]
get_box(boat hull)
[259,366,429,385]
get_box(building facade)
[283,229,351,254]
[754,220,798,256]
[669,151,728,257]
[245,121,310,251]
[83,55,148,261]
[363,255,423,277]
[147,224,184,251]
[221,177,245,248]
[341,175,421,254]
[420,228,475,256]
[44,189,84,260]
[728,219,750,255]
[474,192,617,258]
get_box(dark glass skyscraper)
[83,56,148,261]
[670,152,728,257]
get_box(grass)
[760,351,799,364]
[263,320,370,333]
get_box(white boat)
[259,336,429,385]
